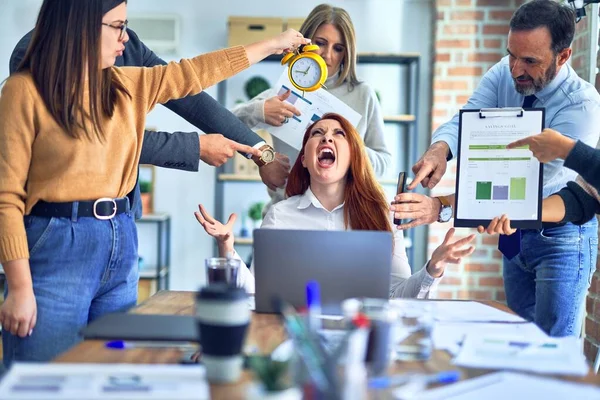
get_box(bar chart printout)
[455,108,543,228]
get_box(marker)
[306,280,322,331]
[105,340,198,350]
[368,370,461,389]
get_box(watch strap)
[252,144,273,167]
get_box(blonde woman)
[233,4,392,206]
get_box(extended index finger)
[232,142,262,157]
[506,137,530,149]
[409,163,435,190]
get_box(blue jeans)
[2,211,139,367]
[503,219,598,337]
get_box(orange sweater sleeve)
[0,75,37,263]
[116,46,249,113]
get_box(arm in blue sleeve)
[431,61,502,159]
[127,29,264,149]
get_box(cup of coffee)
[196,283,250,383]
[205,257,239,286]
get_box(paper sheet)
[390,300,525,323]
[254,70,362,150]
[414,372,600,400]
[432,321,547,356]
[0,363,209,400]
[452,334,589,376]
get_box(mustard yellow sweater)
[0,46,249,263]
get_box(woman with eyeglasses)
[0,0,308,366]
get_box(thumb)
[278,89,291,101]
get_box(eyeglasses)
[102,20,128,41]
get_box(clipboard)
[454,107,544,229]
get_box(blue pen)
[105,340,197,350]
[306,280,322,331]
[368,370,461,389]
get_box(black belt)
[30,198,129,220]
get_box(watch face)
[290,57,323,89]
[439,206,453,222]
[261,149,275,163]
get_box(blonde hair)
[299,4,360,89]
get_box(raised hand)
[427,228,475,277]
[409,141,450,190]
[194,204,236,256]
[259,153,291,190]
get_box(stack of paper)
[432,321,548,356]
[452,334,589,376]
[414,372,600,400]
[0,363,209,400]
[389,300,525,323]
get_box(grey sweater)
[232,75,392,177]
[556,140,600,224]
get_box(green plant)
[246,355,292,392]
[245,76,270,99]
[248,202,265,221]
[139,180,152,194]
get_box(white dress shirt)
[235,188,440,298]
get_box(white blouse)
[235,188,440,298]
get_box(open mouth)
[317,147,336,167]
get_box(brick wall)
[429,0,527,301]
[580,5,600,366]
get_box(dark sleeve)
[555,181,600,225]
[125,29,264,150]
[9,31,33,74]
[564,140,600,192]
[140,131,199,172]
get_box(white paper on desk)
[0,363,209,400]
[390,299,525,323]
[415,371,600,400]
[432,321,547,356]
[254,70,362,150]
[453,334,589,376]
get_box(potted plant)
[248,202,265,229]
[245,355,301,400]
[139,180,153,215]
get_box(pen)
[368,370,461,389]
[105,340,198,350]
[306,280,322,331]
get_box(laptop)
[253,229,393,315]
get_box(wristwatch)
[436,195,453,223]
[252,144,276,167]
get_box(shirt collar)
[297,187,345,212]
[534,63,570,104]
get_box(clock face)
[290,57,323,89]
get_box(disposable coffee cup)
[196,283,250,383]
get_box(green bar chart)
[476,181,492,200]
[510,177,526,200]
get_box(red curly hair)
[286,113,391,233]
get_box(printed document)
[254,70,362,150]
[454,109,544,228]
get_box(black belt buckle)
[93,198,118,220]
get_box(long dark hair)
[286,113,392,234]
[17,0,128,141]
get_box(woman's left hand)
[194,204,236,256]
[427,228,475,277]
[270,29,311,54]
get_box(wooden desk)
[54,291,600,398]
